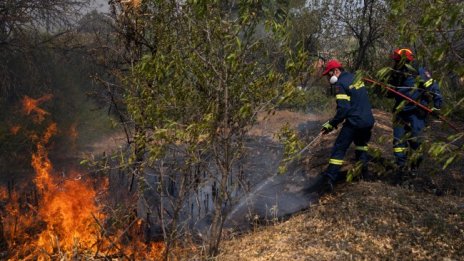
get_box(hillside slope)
[216,109,464,260]
[217,181,463,260]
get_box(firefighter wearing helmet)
[310,59,375,193]
[388,48,443,181]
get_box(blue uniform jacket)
[329,72,375,128]
[391,67,443,112]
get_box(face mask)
[329,75,338,84]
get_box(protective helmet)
[322,59,342,76]
[391,48,414,61]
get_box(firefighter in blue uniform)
[312,59,375,192]
[388,48,443,177]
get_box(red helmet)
[391,48,414,61]
[322,59,342,76]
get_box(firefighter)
[311,59,375,193]
[388,48,443,178]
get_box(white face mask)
[329,75,338,84]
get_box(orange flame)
[22,95,53,123]
[31,123,56,191]
[36,179,102,256]
[4,94,166,259]
[29,123,105,258]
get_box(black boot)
[391,166,407,185]
[361,166,376,181]
[306,174,334,195]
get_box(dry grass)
[214,109,464,261]
[217,182,464,260]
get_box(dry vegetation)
[213,109,464,260]
[217,182,464,260]
[81,109,464,260]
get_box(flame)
[29,122,104,258]
[36,179,101,256]
[31,123,56,191]
[22,95,53,123]
[2,95,166,259]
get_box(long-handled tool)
[363,77,461,132]
[296,131,324,156]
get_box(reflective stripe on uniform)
[349,81,364,90]
[393,147,407,153]
[355,146,368,151]
[424,78,434,88]
[336,94,351,101]
[329,158,344,165]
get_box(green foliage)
[124,1,304,164]
[390,0,464,114]
[347,161,362,182]
[112,1,309,256]
[389,0,464,171]
[426,133,464,170]
[275,123,303,174]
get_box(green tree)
[388,0,464,170]
[106,0,307,258]
[390,0,464,97]
[307,0,390,71]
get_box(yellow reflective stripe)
[329,159,344,165]
[424,78,434,88]
[355,146,368,151]
[336,94,351,101]
[349,81,364,90]
[393,147,407,153]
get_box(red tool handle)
[363,78,460,132]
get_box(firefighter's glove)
[321,121,334,134]
[431,107,441,117]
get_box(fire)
[22,95,53,123]
[31,123,56,192]
[36,179,101,255]
[0,95,166,259]
[29,122,104,259]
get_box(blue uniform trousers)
[325,123,372,181]
[393,110,426,168]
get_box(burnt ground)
[211,109,464,260]
[77,109,464,260]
